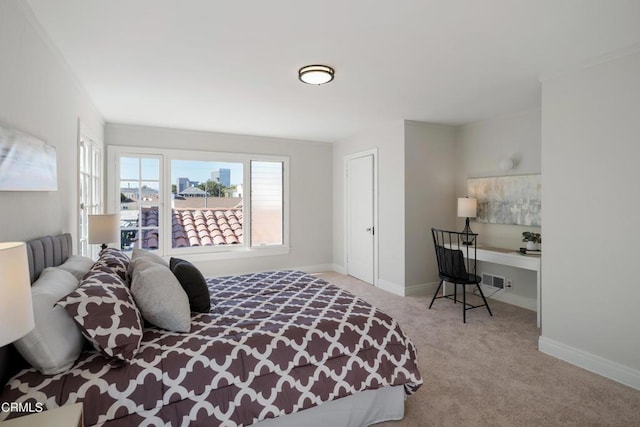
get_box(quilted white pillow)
[14,267,84,375]
[131,260,191,332]
[57,255,95,280]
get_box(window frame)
[78,129,103,258]
[107,146,290,260]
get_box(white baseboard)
[538,336,640,391]
[375,280,439,297]
[295,264,335,274]
[405,281,439,297]
[478,284,536,311]
[376,278,406,296]
[331,263,346,275]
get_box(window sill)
[165,246,290,263]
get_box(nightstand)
[0,403,83,427]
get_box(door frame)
[344,148,379,285]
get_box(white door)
[347,154,374,284]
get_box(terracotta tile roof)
[171,208,243,248]
[136,207,243,249]
[140,207,159,249]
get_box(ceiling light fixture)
[298,65,335,85]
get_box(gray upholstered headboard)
[0,233,73,388]
[25,233,72,283]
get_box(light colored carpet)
[317,272,640,427]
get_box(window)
[108,147,288,258]
[171,160,244,248]
[118,156,162,251]
[251,161,283,246]
[78,134,102,257]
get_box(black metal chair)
[429,228,493,323]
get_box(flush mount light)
[298,65,335,85]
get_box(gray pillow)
[131,248,168,267]
[14,268,84,374]
[129,248,168,277]
[130,261,190,332]
[57,255,95,280]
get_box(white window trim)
[78,122,103,258]
[107,146,290,260]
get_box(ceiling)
[25,0,640,143]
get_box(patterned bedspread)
[0,270,422,426]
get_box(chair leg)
[453,282,457,304]
[428,280,443,309]
[463,284,466,323]
[476,284,493,316]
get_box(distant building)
[120,186,159,201]
[179,186,208,197]
[232,183,243,198]
[177,177,190,193]
[211,168,231,187]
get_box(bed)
[0,234,422,426]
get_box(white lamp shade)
[88,214,120,245]
[457,197,477,218]
[0,242,35,346]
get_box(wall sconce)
[499,158,515,172]
[457,197,477,245]
[88,214,120,250]
[498,157,516,172]
[0,242,35,346]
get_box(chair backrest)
[431,228,477,281]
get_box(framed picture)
[0,123,57,191]
[467,174,541,226]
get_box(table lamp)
[88,213,120,250]
[457,197,477,245]
[0,242,35,346]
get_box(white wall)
[0,0,104,247]
[539,50,640,389]
[332,120,406,292]
[455,110,541,309]
[106,123,333,276]
[404,121,457,292]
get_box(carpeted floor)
[318,272,640,427]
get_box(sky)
[120,157,243,187]
[171,160,243,186]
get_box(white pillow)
[14,268,84,375]
[130,261,190,332]
[57,255,95,280]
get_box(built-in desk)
[450,245,542,327]
[477,246,541,327]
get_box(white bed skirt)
[255,385,405,427]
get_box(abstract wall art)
[467,174,541,226]
[0,123,57,191]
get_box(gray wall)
[539,50,640,388]
[0,1,104,247]
[404,121,456,291]
[332,120,406,292]
[332,120,458,295]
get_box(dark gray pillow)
[170,258,211,313]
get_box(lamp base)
[461,217,475,245]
